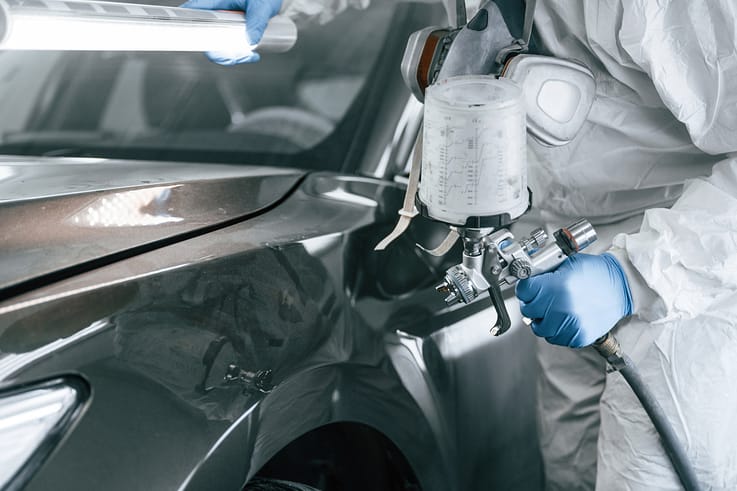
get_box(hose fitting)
[592,332,625,370]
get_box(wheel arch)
[249,421,422,491]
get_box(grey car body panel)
[0,166,542,490]
[0,156,305,294]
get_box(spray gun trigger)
[487,281,511,336]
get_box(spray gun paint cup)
[419,76,527,227]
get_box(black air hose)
[593,333,702,491]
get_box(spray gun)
[436,219,596,335]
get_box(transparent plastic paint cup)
[419,76,527,226]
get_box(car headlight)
[0,377,89,491]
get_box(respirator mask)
[401,0,595,147]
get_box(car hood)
[0,156,305,299]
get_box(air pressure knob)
[509,259,532,279]
[520,228,547,253]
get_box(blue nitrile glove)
[179,0,282,64]
[515,253,633,348]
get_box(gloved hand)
[515,253,633,348]
[179,0,282,64]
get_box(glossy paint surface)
[0,166,542,490]
[0,156,304,295]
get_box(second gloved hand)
[179,0,282,64]
[515,253,633,348]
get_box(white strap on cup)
[416,227,460,256]
[374,128,423,251]
[521,0,536,49]
[374,126,460,256]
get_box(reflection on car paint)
[70,186,184,228]
[0,319,109,380]
[0,159,305,295]
[321,188,379,208]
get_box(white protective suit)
[531,1,737,490]
[282,0,737,489]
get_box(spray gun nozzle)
[436,282,451,294]
[436,279,461,306]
